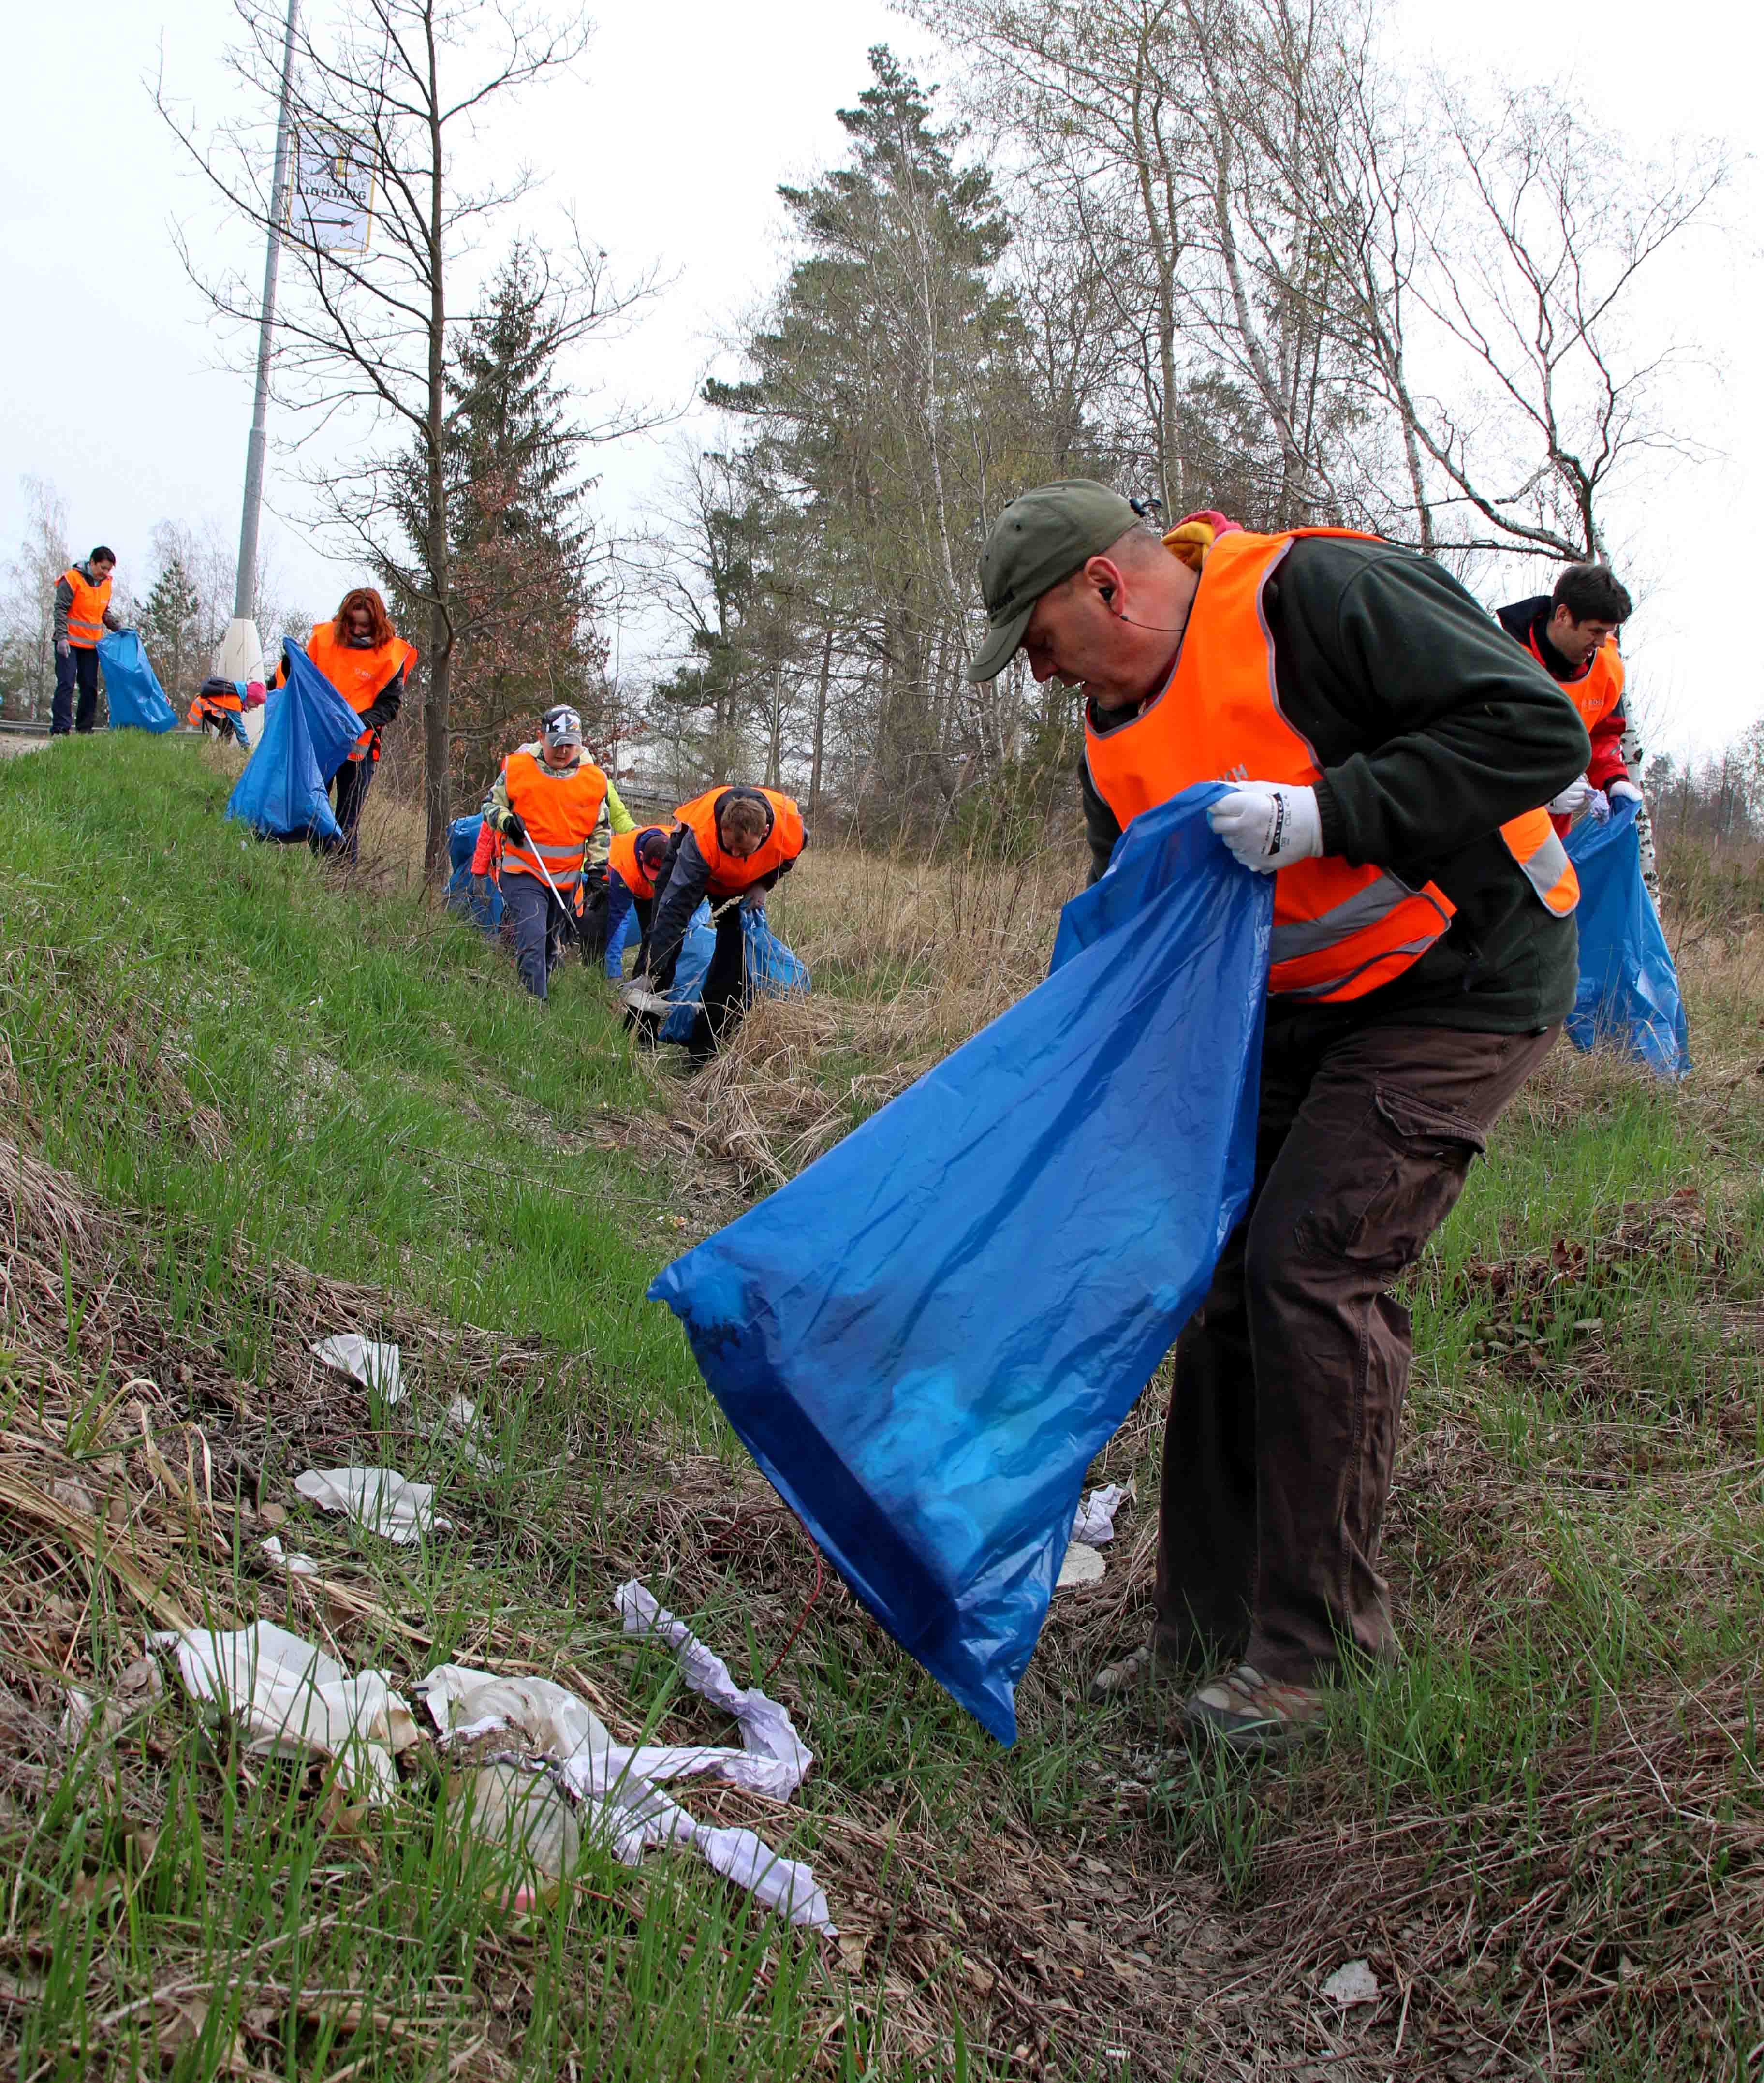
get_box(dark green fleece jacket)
[1080,535,1590,1032]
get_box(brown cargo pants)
[1154,1015,1559,1687]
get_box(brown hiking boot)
[1182,1663,1328,1752]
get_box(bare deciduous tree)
[158,0,646,874]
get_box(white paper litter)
[1072,1482,1131,1546]
[157,1620,418,1800]
[261,1535,321,1577]
[441,1394,502,1472]
[616,1580,813,1798]
[312,1334,404,1405]
[413,1590,834,1934]
[294,1466,448,1543]
[1056,1540,1107,1590]
[1321,1958,1381,2007]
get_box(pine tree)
[383,243,607,802]
[140,554,205,699]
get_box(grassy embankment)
[0,734,1760,2079]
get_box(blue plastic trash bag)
[658,904,810,1043]
[96,631,177,733]
[650,786,1271,1742]
[1563,796,1689,1077]
[224,641,362,843]
[659,904,716,1043]
[445,815,503,934]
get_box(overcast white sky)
[2,0,1758,761]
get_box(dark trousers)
[572,867,610,967]
[52,645,101,734]
[501,869,572,1000]
[688,905,748,1057]
[321,757,374,862]
[1155,1015,1559,1687]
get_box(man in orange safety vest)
[481,704,612,1000]
[52,546,126,735]
[969,482,1589,1751]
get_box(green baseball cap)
[968,479,1142,682]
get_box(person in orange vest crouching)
[629,786,806,1061]
[272,587,415,860]
[1496,563,1642,833]
[481,704,611,1001]
[52,546,127,735]
[603,824,671,980]
[968,482,1590,1752]
[188,676,261,745]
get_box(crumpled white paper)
[312,1334,404,1405]
[413,1591,833,1933]
[157,1620,418,1800]
[1072,1482,1131,1546]
[261,1535,321,1577]
[615,1580,813,1798]
[294,1466,448,1543]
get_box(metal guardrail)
[0,719,54,737]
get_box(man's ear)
[1082,555,1127,610]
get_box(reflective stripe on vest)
[1499,804,1579,916]
[675,787,805,896]
[305,621,417,761]
[1083,527,1458,1005]
[609,824,666,897]
[62,566,110,647]
[500,748,608,886]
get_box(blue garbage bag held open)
[649,786,1270,1742]
[95,631,177,733]
[445,815,503,934]
[224,641,362,843]
[1562,797,1690,1077]
[656,903,810,1043]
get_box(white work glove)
[1547,774,1596,818]
[1207,783,1323,874]
[1607,779,1643,806]
[1585,788,1611,822]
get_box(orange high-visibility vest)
[1491,624,1597,904]
[608,824,667,898]
[1525,627,1624,739]
[675,787,805,897]
[186,687,244,728]
[1084,528,1462,1004]
[500,749,608,888]
[62,566,111,649]
[305,621,417,763]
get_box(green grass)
[1,735,1761,2079]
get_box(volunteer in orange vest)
[272,587,415,859]
[968,481,1588,1751]
[1496,563,1641,833]
[603,824,671,980]
[52,546,126,736]
[632,785,806,1059]
[481,704,610,1000]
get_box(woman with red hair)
[273,586,416,858]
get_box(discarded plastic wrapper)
[443,1394,502,1473]
[294,1466,448,1543]
[650,785,1269,1742]
[261,1535,321,1577]
[450,1762,581,1911]
[1071,1482,1130,1547]
[414,1581,831,1932]
[312,1334,405,1405]
[617,1580,813,1798]
[157,1620,418,1801]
